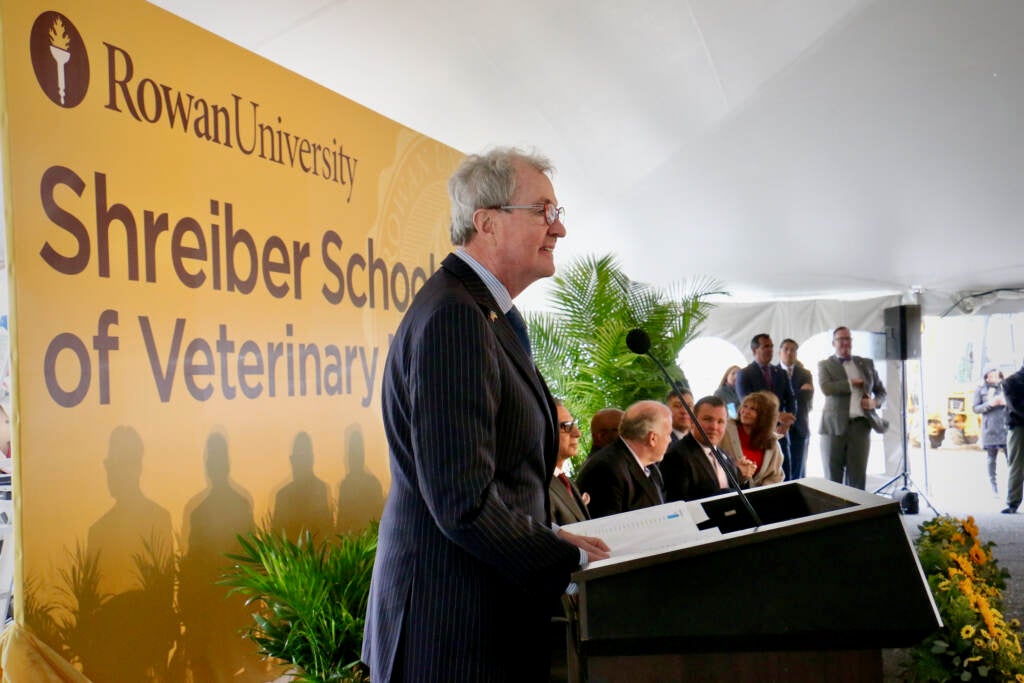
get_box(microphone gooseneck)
[626,328,762,529]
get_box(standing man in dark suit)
[779,338,814,480]
[550,401,590,525]
[735,334,797,444]
[660,396,757,502]
[363,148,609,682]
[576,401,672,518]
[818,326,887,490]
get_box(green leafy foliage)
[528,253,722,468]
[220,524,378,683]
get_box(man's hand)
[851,377,865,388]
[860,395,875,410]
[557,528,611,562]
[778,412,796,426]
[799,383,814,392]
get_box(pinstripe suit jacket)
[363,254,580,682]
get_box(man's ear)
[473,207,493,235]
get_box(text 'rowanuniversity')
[45,311,384,408]
[103,43,359,202]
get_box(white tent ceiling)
[150,0,1024,316]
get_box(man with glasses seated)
[549,401,590,525]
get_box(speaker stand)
[873,358,939,516]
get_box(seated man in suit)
[576,400,672,518]
[588,407,624,455]
[666,389,694,444]
[660,396,757,502]
[549,401,590,525]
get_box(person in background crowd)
[666,389,694,444]
[549,401,590,525]
[974,368,1008,495]
[714,365,741,416]
[589,408,624,455]
[778,338,814,480]
[818,326,886,490]
[720,391,785,487]
[735,334,797,461]
[1000,360,1024,514]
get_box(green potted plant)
[220,524,377,682]
[528,253,722,467]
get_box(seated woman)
[721,391,785,486]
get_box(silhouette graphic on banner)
[81,426,176,681]
[272,431,333,540]
[179,431,263,682]
[336,424,384,534]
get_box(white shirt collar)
[620,438,653,477]
[455,248,513,313]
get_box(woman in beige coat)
[721,391,785,487]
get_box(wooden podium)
[566,478,941,682]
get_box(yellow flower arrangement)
[905,516,1024,681]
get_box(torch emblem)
[30,12,90,108]
[49,17,72,105]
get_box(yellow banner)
[0,0,460,678]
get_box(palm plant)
[528,254,723,466]
[220,524,377,683]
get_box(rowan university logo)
[30,11,89,108]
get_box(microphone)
[625,328,652,355]
[626,328,762,528]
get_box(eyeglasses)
[558,419,579,433]
[492,202,565,226]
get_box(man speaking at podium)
[362,148,608,682]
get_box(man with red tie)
[549,401,590,524]
[736,333,797,472]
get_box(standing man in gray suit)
[363,148,609,682]
[818,326,887,489]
